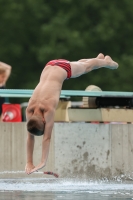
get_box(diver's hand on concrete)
[25,162,35,175]
[30,162,45,174]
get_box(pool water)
[0,178,133,200]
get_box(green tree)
[0,0,133,103]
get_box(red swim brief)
[45,59,71,79]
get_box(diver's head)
[27,115,45,136]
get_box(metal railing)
[1,89,133,98]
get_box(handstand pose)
[25,53,118,174]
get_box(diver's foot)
[104,55,118,69]
[96,53,104,59]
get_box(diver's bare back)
[28,65,67,110]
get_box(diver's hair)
[27,115,45,136]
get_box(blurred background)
[0,0,133,103]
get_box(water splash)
[0,178,133,194]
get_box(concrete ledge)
[0,122,133,179]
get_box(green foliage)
[0,0,133,102]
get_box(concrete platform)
[0,122,133,179]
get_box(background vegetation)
[0,0,133,102]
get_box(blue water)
[0,178,133,200]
